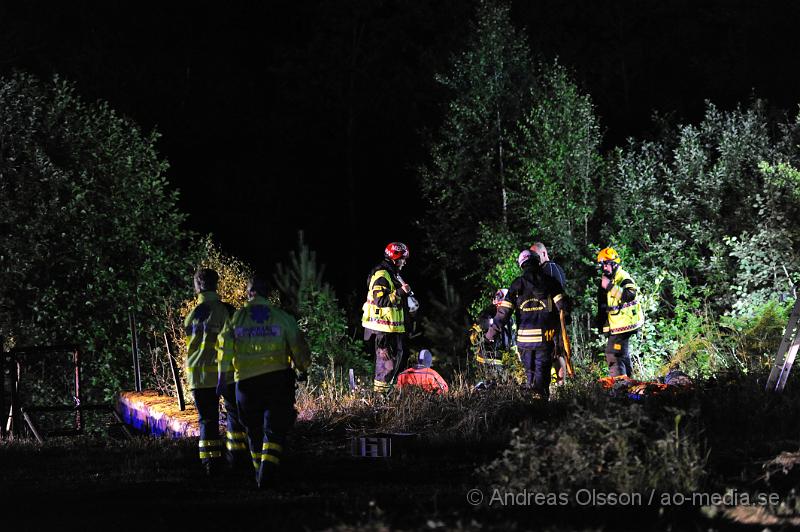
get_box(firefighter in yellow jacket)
[596,247,644,377]
[184,268,247,475]
[362,242,412,393]
[217,274,311,489]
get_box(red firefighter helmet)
[384,242,409,261]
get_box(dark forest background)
[4,0,800,294]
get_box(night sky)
[3,0,800,301]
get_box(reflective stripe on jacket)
[217,296,311,382]
[184,291,234,390]
[361,268,405,333]
[490,271,565,349]
[604,267,644,334]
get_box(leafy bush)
[273,230,332,316]
[419,272,472,369]
[482,398,706,497]
[159,236,253,398]
[273,232,370,391]
[0,73,191,401]
[297,290,371,392]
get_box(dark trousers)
[236,369,297,487]
[192,387,223,466]
[365,330,406,390]
[519,343,554,397]
[192,385,248,467]
[605,332,634,377]
[222,382,249,468]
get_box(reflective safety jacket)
[489,269,565,349]
[184,291,236,390]
[217,295,311,382]
[397,366,448,394]
[601,267,644,335]
[361,261,406,333]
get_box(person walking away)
[217,275,311,488]
[184,268,248,475]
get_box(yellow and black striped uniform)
[490,276,565,349]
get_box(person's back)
[510,268,562,344]
[488,251,565,397]
[217,275,310,489]
[184,268,246,475]
[397,367,449,394]
[221,297,308,382]
[396,349,448,394]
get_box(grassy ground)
[2,374,800,531]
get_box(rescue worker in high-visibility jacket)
[362,242,412,393]
[486,250,566,398]
[184,268,248,475]
[595,247,644,378]
[397,349,449,394]
[216,275,311,489]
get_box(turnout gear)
[362,255,412,392]
[530,243,569,383]
[184,287,247,470]
[595,249,644,378]
[361,265,406,333]
[598,267,643,335]
[487,259,566,396]
[217,286,311,489]
[185,291,235,390]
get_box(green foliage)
[158,237,253,399]
[473,61,602,329]
[273,230,332,316]
[273,232,369,390]
[605,102,800,313]
[0,73,192,400]
[599,101,800,377]
[420,0,537,286]
[482,402,706,496]
[419,272,472,368]
[507,62,601,304]
[421,6,800,383]
[297,290,371,392]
